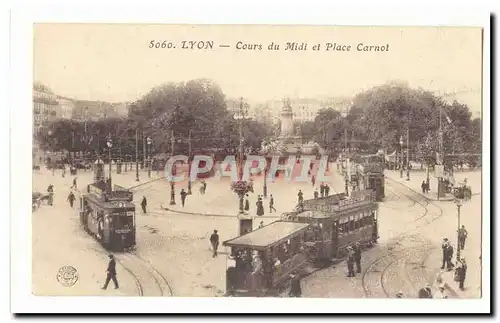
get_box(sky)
[33,24,483,113]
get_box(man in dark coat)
[297,190,304,205]
[67,191,75,208]
[320,183,325,197]
[346,246,356,277]
[256,198,264,216]
[324,184,330,196]
[210,230,219,258]
[269,195,277,213]
[444,242,454,271]
[180,189,188,207]
[418,283,433,298]
[101,254,119,290]
[421,181,426,194]
[353,242,362,273]
[456,257,467,290]
[141,196,147,214]
[441,238,451,269]
[289,272,302,297]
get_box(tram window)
[355,216,361,230]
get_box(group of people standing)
[244,194,276,216]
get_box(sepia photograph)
[9,11,491,313]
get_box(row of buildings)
[32,82,129,134]
[229,96,353,124]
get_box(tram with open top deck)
[223,189,379,296]
[282,190,379,264]
[79,159,136,251]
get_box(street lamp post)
[106,137,113,189]
[455,198,463,262]
[135,129,140,182]
[169,130,176,206]
[406,128,410,181]
[263,168,268,198]
[187,130,193,195]
[146,136,152,178]
[399,135,404,178]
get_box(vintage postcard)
[12,18,490,313]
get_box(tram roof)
[223,221,310,250]
[83,193,135,209]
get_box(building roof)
[223,221,310,250]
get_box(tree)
[129,79,232,155]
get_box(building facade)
[33,86,59,134]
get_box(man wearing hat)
[441,238,454,270]
[346,246,356,277]
[210,230,220,258]
[396,291,404,298]
[289,271,302,297]
[101,254,119,290]
[456,257,467,291]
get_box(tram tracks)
[114,252,174,297]
[360,179,445,298]
[90,247,173,296]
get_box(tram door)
[103,213,112,245]
[331,220,339,258]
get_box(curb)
[159,206,282,219]
[385,176,455,202]
[127,176,166,190]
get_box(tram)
[79,160,136,251]
[283,190,379,263]
[223,189,379,296]
[223,221,311,297]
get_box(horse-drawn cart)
[32,192,43,211]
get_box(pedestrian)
[320,183,325,198]
[210,230,219,258]
[180,189,187,207]
[202,181,207,195]
[47,184,54,206]
[244,194,250,212]
[71,177,77,189]
[437,284,448,299]
[441,238,451,270]
[269,194,277,213]
[256,198,265,216]
[458,225,468,250]
[314,190,319,199]
[456,257,467,291]
[311,175,316,187]
[421,180,426,194]
[62,167,66,178]
[418,283,433,298]
[297,190,304,205]
[325,184,330,196]
[101,254,119,290]
[346,246,355,277]
[444,242,455,271]
[425,180,430,193]
[67,191,75,208]
[289,272,302,297]
[258,221,264,229]
[353,242,362,273]
[141,196,147,214]
[396,291,404,298]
